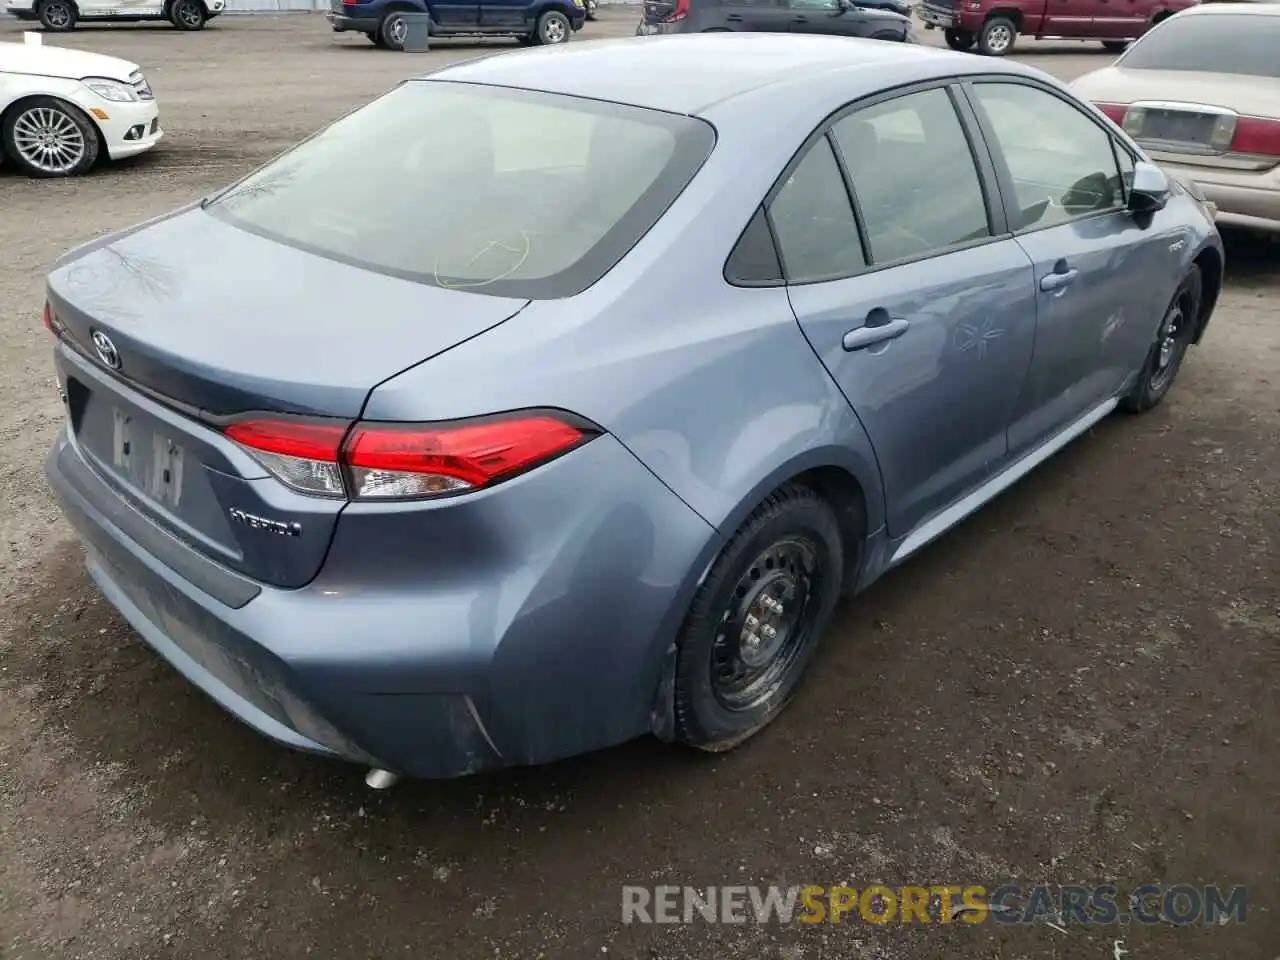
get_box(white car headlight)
[82,78,139,103]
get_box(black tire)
[977,15,1017,55]
[870,29,904,41]
[1102,39,1128,52]
[673,485,848,751]
[944,27,974,50]
[37,0,77,30]
[379,9,409,49]
[535,9,571,43]
[1122,266,1202,414]
[170,0,206,28]
[1,96,99,178]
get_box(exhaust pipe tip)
[364,768,400,790]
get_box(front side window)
[208,81,715,299]
[832,87,991,264]
[971,82,1126,231]
[767,136,866,283]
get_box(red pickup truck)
[917,0,1199,55]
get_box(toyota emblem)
[91,330,121,370]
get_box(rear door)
[722,0,794,32]
[780,83,1039,538]
[786,0,854,34]
[964,79,1171,459]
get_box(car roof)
[1170,2,1280,15]
[424,33,1039,116]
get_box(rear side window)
[767,137,867,283]
[1120,13,1280,78]
[832,87,990,264]
[208,81,715,299]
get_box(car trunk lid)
[47,207,528,589]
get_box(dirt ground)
[0,12,1276,960]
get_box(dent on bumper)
[46,427,718,778]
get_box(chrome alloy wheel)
[11,105,86,176]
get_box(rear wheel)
[673,485,847,751]
[379,10,409,49]
[2,96,99,178]
[1102,39,1128,52]
[944,27,974,50]
[171,0,207,29]
[37,0,77,30]
[977,15,1016,55]
[535,9,571,43]
[1122,266,1202,413]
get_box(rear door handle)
[1040,268,1079,292]
[725,12,743,19]
[843,315,910,351]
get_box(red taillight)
[1229,117,1280,158]
[225,418,350,498]
[42,301,62,336]
[1093,102,1128,126]
[666,0,689,21]
[224,411,596,501]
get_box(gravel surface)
[1,13,1276,960]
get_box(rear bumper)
[46,423,719,778]
[1155,156,1280,231]
[917,4,955,27]
[328,11,379,30]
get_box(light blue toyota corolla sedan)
[43,34,1222,783]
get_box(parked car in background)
[328,0,585,48]
[917,0,1196,55]
[1,40,161,177]
[4,0,223,31]
[1074,5,1280,231]
[638,0,915,41]
[42,35,1222,782]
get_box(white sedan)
[0,39,161,177]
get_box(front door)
[433,0,480,28]
[1040,0,1092,35]
[776,86,1038,538]
[965,80,1168,458]
[478,0,525,27]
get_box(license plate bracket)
[111,407,185,509]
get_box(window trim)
[958,76,1134,238]
[736,77,1013,289]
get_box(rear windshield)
[1119,13,1280,78]
[208,81,715,298]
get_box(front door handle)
[725,12,742,19]
[1039,268,1079,292]
[843,315,910,351]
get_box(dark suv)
[638,0,915,39]
[330,0,586,49]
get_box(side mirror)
[1128,161,1170,215]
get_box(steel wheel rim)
[177,2,201,25]
[987,24,1011,50]
[1150,292,1191,393]
[44,1,70,25]
[12,106,85,174]
[543,15,566,41]
[710,537,820,712]
[388,14,406,42]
